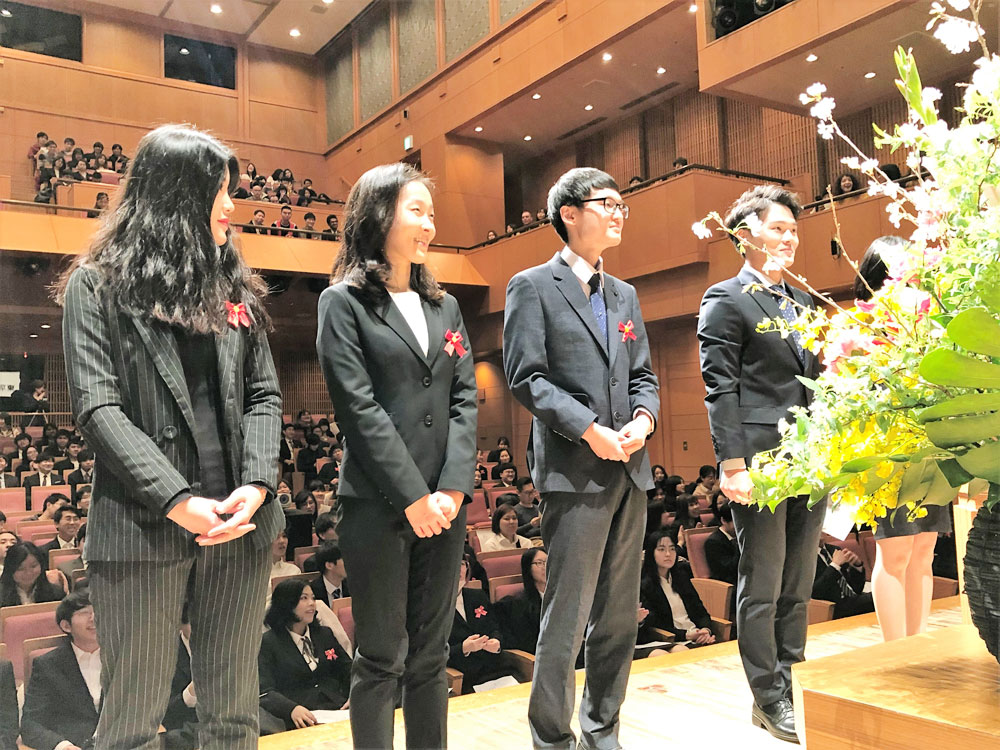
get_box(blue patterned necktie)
[589,273,608,343]
[772,285,805,363]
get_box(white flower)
[922,87,943,105]
[841,156,861,169]
[933,17,982,54]
[691,221,713,240]
[906,151,922,170]
[886,201,905,228]
[898,122,920,141]
[867,181,883,197]
[947,0,971,11]
[805,82,827,98]
[810,97,836,121]
[798,93,811,105]
[860,159,879,173]
[818,121,835,140]
[743,212,763,237]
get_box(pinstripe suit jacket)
[62,266,284,562]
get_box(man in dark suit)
[21,591,101,750]
[54,438,84,474]
[0,454,18,489]
[0,657,16,750]
[504,167,659,750]
[23,452,62,510]
[39,505,82,554]
[278,423,300,479]
[704,504,740,585]
[308,540,349,607]
[697,184,825,743]
[67,449,95,502]
[814,542,874,619]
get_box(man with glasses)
[504,167,659,750]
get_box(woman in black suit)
[498,547,547,653]
[0,542,65,607]
[259,579,352,731]
[316,162,477,749]
[638,529,716,651]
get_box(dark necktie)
[821,547,856,598]
[331,587,341,600]
[771,285,805,363]
[589,273,608,343]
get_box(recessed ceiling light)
[474,126,483,132]
[289,28,301,37]
[865,71,877,79]
[584,104,594,111]
[656,66,666,75]
[210,3,222,14]
[523,135,532,141]
[40,324,51,330]
[602,52,613,62]
[29,334,38,339]
[179,47,190,55]
[806,53,818,62]
[532,93,541,100]
[323,0,334,4]
[689,2,697,12]
[0,9,11,18]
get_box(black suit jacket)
[447,587,510,691]
[316,283,477,513]
[0,659,16,750]
[698,266,821,464]
[813,544,866,602]
[21,639,100,750]
[258,624,352,724]
[497,590,541,654]
[38,536,76,556]
[308,575,350,609]
[639,561,711,640]
[62,266,284,561]
[704,527,740,585]
[53,458,79,474]
[278,438,300,470]
[503,253,660,494]
[22,473,64,510]
[0,473,18,489]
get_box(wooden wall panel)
[248,51,322,112]
[602,112,642,186]
[83,16,161,78]
[644,101,677,177]
[723,98,764,174]
[272,351,333,417]
[761,107,820,199]
[672,89,722,166]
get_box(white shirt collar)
[71,642,102,707]
[560,246,604,290]
[324,576,342,597]
[741,261,784,292]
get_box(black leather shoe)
[751,699,799,743]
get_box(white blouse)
[389,290,429,356]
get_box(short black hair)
[718,504,734,523]
[42,493,71,510]
[699,464,716,480]
[515,476,534,492]
[37,452,56,464]
[37,131,48,138]
[315,540,343,571]
[282,422,295,431]
[112,143,122,150]
[79,449,95,462]
[264,578,311,631]
[304,212,316,221]
[724,184,802,250]
[497,462,516,474]
[53,505,80,524]
[547,167,620,242]
[14,432,30,444]
[497,436,510,446]
[64,137,75,145]
[56,429,73,440]
[672,157,689,168]
[314,512,337,538]
[303,178,312,185]
[253,208,265,217]
[56,590,91,632]
[281,204,292,212]
[491,502,519,535]
[93,141,104,149]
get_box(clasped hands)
[404,489,463,538]
[583,413,653,462]
[462,633,501,656]
[166,484,267,545]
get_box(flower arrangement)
[692,0,1000,528]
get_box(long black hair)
[854,235,900,301]
[0,542,64,607]
[264,578,311,631]
[53,124,270,333]
[332,162,444,306]
[519,547,545,604]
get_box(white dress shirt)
[270,560,300,579]
[324,575,344,602]
[455,591,466,620]
[288,628,318,671]
[71,642,102,708]
[56,535,77,550]
[389,290,429,356]
[658,574,696,634]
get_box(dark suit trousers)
[338,497,466,750]
[731,496,826,706]
[529,467,645,750]
[88,542,271,750]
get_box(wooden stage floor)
[258,598,964,749]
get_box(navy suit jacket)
[503,252,659,494]
[21,639,99,750]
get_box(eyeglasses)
[580,196,629,219]
[531,560,547,567]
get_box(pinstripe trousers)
[88,542,271,750]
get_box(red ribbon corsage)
[443,329,467,358]
[325,648,338,661]
[619,320,637,343]
[226,301,251,329]
[474,605,487,619]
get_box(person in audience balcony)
[40,505,82,553]
[24,452,62,500]
[448,558,518,693]
[628,176,644,187]
[0,655,13,750]
[0,531,18,576]
[309,541,349,607]
[295,410,314,432]
[520,209,534,227]
[108,143,129,174]
[297,212,318,239]
[54,437,82,471]
[293,490,318,524]
[482,503,532,553]
[258,579,352,731]
[536,208,547,222]
[88,192,110,218]
[249,182,267,202]
[650,464,668,489]
[244,209,267,234]
[321,214,340,241]
[487,436,510,463]
[35,139,59,176]
[316,162,477,749]
[11,379,50,428]
[0,455,18,489]
[0,412,15,439]
[28,131,49,172]
[705,504,740,585]
[638,529,715,653]
[270,530,300,579]
[20,591,101,750]
[66,157,88,182]
[61,136,77,162]
[0,542,65,606]
[833,172,859,197]
[813,540,874,619]
[486,230,497,242]
[505,224,514,234]
[296,178,318,207]
[270,205,297,237]
[672,157,689,169]
[275,479,293,510]
[513,477,542,539]
[245,162,258,183]
[84,141,105,170]
[692,464,717,498]
[489,448,514,480]
[296,434,325,484]
[498,547,547,653]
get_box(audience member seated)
[321,214,340,241]
[8,431,32,462]
[672,157,689,169]
[29,493,72,522]
[24,452,62,495]
[259,579,352,731]
[639,530,716,652]
[505,223,514,234]
[651,464,668,489]
[245,208,268,234]
[448,559,518,693]
[75,486,92,518]
[481,504,532,553]
[297,435,326,484]
[0,542,65,606]
[814,541,875,619]
[0,455,18,489]
[317,445,342,490]
[668,493,703,549]
[0,655,14,750]
[512,477,541,539]
[308,541,349,607]
[293,490,319,524]
[0,530,18,576]
[498,548,546,653]
[628,176,644,187]
[692,464,717,498]
[88,192,110,218]
[704,504,739,585]
[39,506,82,553]
[486,436,510,463]
[278,422,301,478]
[270,205,298,237]
[56,525,87,582]
[270,530,301,579]
[275,479,293,510]
[0,412,15,439]
[20,591,100,750]
[312,512,339,546]
[535,208,547,222]
[485,230,497,242]
[108,143,129,174]
[491,458,517,486]
[520,210,533,227]
[646,486,667,537]
[834,172,860,198]
[84,142,105,170]
[16,445,39,481]
[297,212,319,238]
[66,449,94,490]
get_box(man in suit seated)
[316,445,342,491]
[66,450,95,502]
[513,477,541,539]
[40,505,82,554]
[813,542,875,619]
[494,463,517,488]
[0,454,18,489]
[54,438,84,475]
[23,452,62,508]
[21,591,101,750]
[486,436,510,463]
[278,423,300,479]
[0,656,15,750]
[308,541,349,607]
[704,504,740,585]
[301,513,339,573]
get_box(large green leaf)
[946,308,1000,357]
[925,411,1000,447]
[916,392,1000,422]
[955,442,1000,484]
[919,349,1000,388]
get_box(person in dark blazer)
[295,434,325,484]
[258,579,352,731]
[38,504,82,554]
[278,423,300,479]
[316,162,477,749]
[55,125,284,750]
[0,542,65,606]
[497,547,547,654]
[448,559,517,693]
[638,529,715,650]
[308,540,349,607]
[704,504,740,585]
[503,167,659,750]
[0,657,16,750]
[813,542,874,619]
[23,452,63,509]
[20,591,101,750]
[697,184,826,742]
[0,454,18,489]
